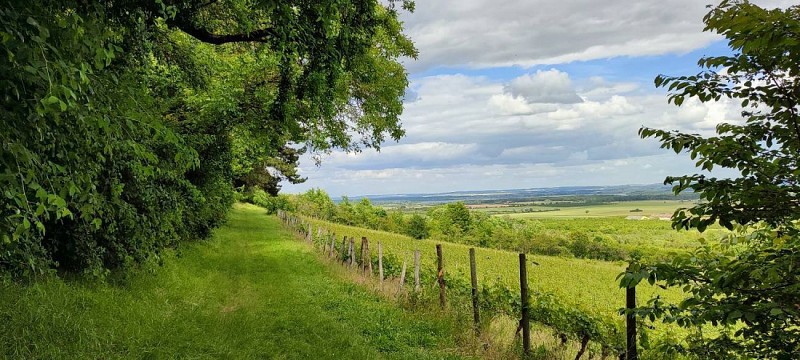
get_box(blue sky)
[282,0,788,197]
[410,40,733,84]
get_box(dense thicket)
[0,1,415,278]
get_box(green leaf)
[43,96,59,105]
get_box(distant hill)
[341,184,697,205]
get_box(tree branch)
[169,20,277,45]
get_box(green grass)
[303,218,685,321]
[503,200,696,219]
[520,217,726,252]
[0,203,466,359]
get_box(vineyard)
[278,211,688,359]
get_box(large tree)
[623,1,800,358]
[0,0,415,277]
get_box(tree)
[624,1,800,358]
[405,214,428,240]
[427,202,472,241]
[0,0,415,277]
[445,202,473,234]
[297,189,336,220]
[335,196,357,225]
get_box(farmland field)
[518,216,727,254]
[502,200,696,219]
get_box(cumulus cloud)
[277,0,796,196]
[581,77,640,99]
[504,69,583,104]
[400,0,791,71]
[488,93,558,115]
[323,142,480,169]
[288,154,736,196]
[283,71,744,195]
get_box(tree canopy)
[0,0,415,277]
[626,1,800,358]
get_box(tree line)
[0,0,415,278]
[244,188,686,263]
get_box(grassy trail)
[0,203,464,359]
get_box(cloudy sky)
[282,0,791,197]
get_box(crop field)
[300,217,684,324]
[522,216,727,253]
[502,200,695,219]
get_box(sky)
[282,0,792,197]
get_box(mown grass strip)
[0,203,465,359]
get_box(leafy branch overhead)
[161,0,418,152]
[642,1,800,232]
[634,1,800,358]
[0,0,416,277]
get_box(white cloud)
[581,77,640,99]
[488,93,558,115]
[400,0,791,71]
[276,0,798,196]
[284,71,745,196]
[504,69,583,104]
[286,154,737,196]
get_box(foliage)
[0,2,223,276]
[427,202,472,241]
[296,188,337,220]
[240,188,295,215]
[271,190,707,263]
[634,1,800,358]
[405,214,429,239]
[0,1,416,277]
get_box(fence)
[277,210,640,360]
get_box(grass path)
[0,203,464,359]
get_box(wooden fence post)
[436,244,446,309]
[399,259,406,292]
[358,237,364,267]
[378,242,384,287]
[358,237,364,271]
[414,250,421,292]
[348,237,355,268]
[626,285,638,360]
[469,248,480,335]
[363,237,371,275]
[306,224,312,243]
[341,236,347,264]
[329,233,336,258]
[519,253,531,357]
